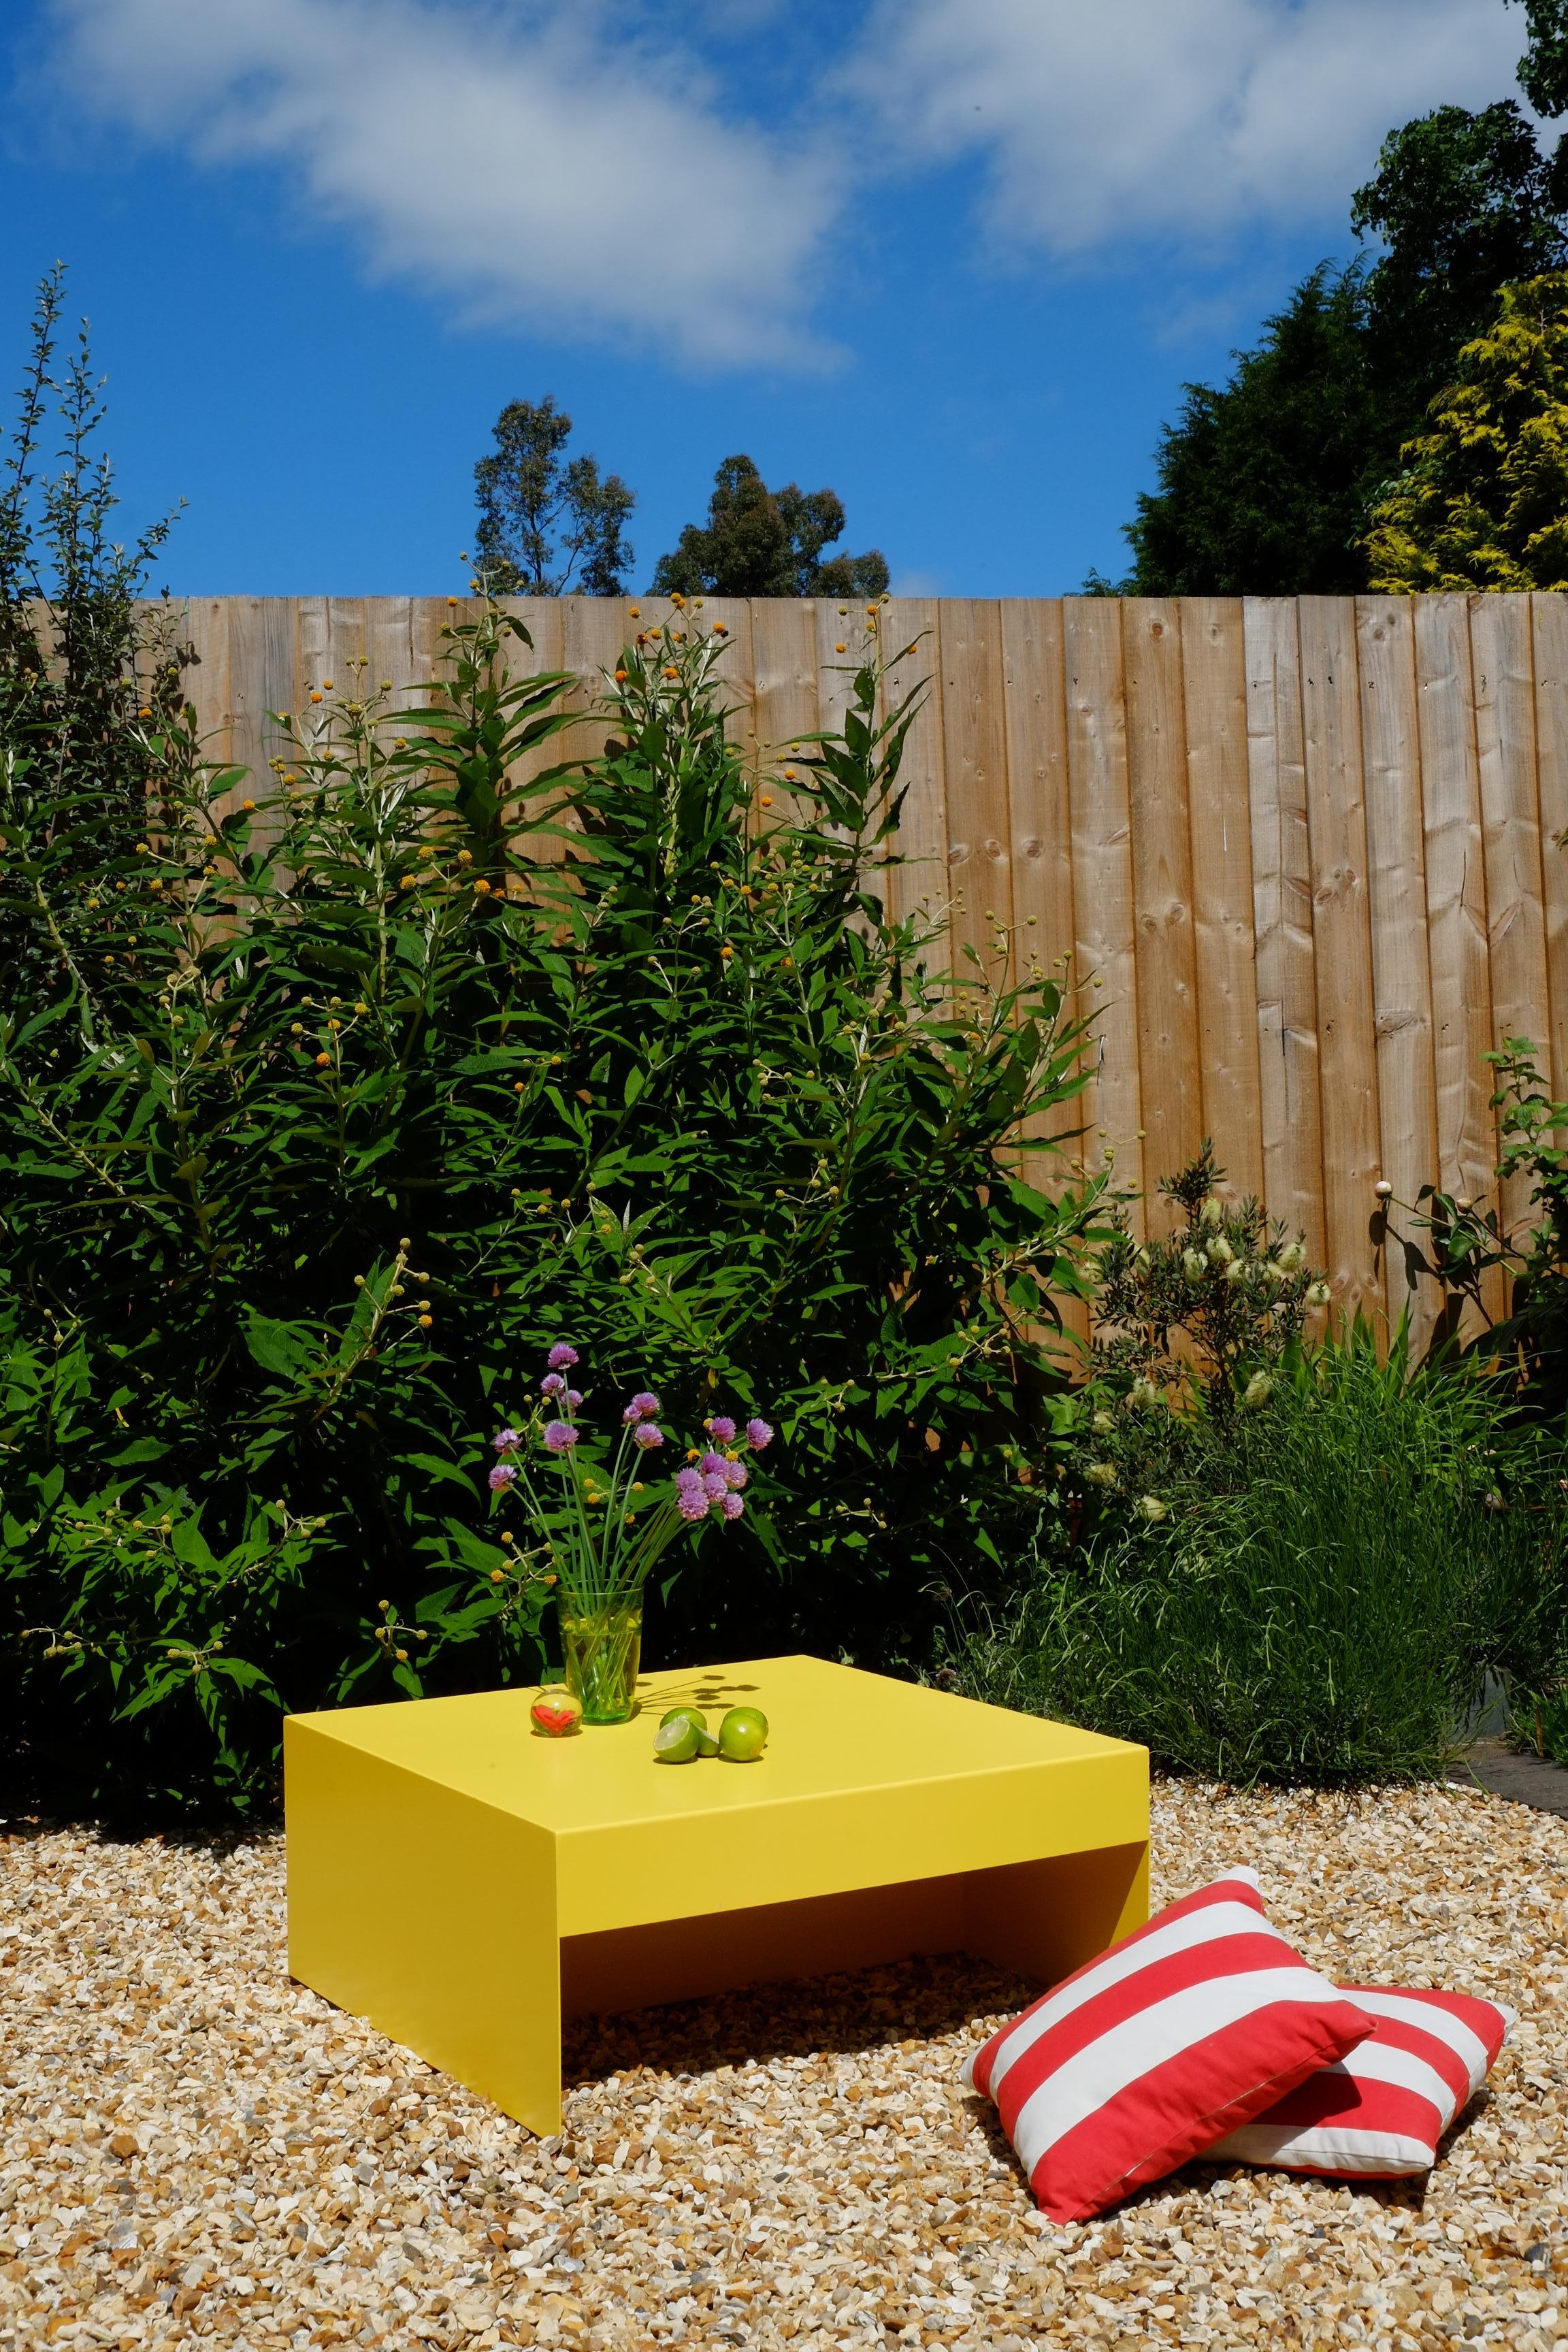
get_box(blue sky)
[0,0,1531,598]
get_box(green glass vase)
[558,1596,643,1725]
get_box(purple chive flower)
[567,1389,583,1408]
[488,1463,518,1491]
[706,1416,737,1443]
[676,1484,709,1522]
[745,1418,774,1452]
[720,1491,745,1520]
[547,1343,579,1371]
[492,1426,522,1452]
[541,1372,566,1397]
[702,1471,728,1501]
[544,1420,578,1452]
[700,1451,730,1479]
[631,1390,661,1418]
[632,1422,664,1450]
[724,1459,748,1490]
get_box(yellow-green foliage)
[1366,273,1568,592]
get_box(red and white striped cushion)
[1207,1986,1514,2178]
[961,1867,1374,2223]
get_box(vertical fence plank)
[1299,597,1382,1325]
[749,599,820,836]
[1002,601,1075,980]
[1064,598,1144,1217]
[699,596,756,777]
[1122,600,1202,1226]
[227,598,300,845]
[1244,600,1326,1268]
[504,600,572,870]
[1356,598,1439,1351]
[1181,598,1264,1205]
[1001,600,1088,1341]
[559,598,630,760]
[179,598,233,777]
[878,599,948,938]
[1532,595,1568,1113]
[363,595,415,716]
[938,600,1014,997]
[814,596,862,743]
[1472,593,1551,1249]
[1415,596,1501,1333]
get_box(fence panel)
[164,592,1568,1334]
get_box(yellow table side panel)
[284,1720,561,2133]
[556,1748,1149,1937]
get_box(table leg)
[284,1721,564,2133]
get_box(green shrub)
[954,1327,1566,1784]
[0,407,1107,1816]
[1063,1144,1326,1542]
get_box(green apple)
[653,1716,700,1763]
[660,1705,708,1735]
[718,1705,768,1761]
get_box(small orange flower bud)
[315,1051,331,1066]
[310,691,323,704]
[240,799,256,811]
[322,680,334,691]
[614,668,627,683]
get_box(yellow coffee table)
[284,1654,1147,2134]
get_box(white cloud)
[43,0,839,368]
[851,0,1528,256]
[36,0,1541,370]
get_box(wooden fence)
[174,592,1568,1352]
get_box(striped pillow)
[961,1867,1374,2223]
[1207,1986,1514,2178]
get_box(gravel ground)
[3,1779,1566,2351]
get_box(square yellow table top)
[288,1655,1146,1940]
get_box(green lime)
[653,1716,700,1764]
[694,1725,720,1757]
[660,1705,708,1735]
[719,1705,768,1761]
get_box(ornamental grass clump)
[959,1323,1566,1784]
